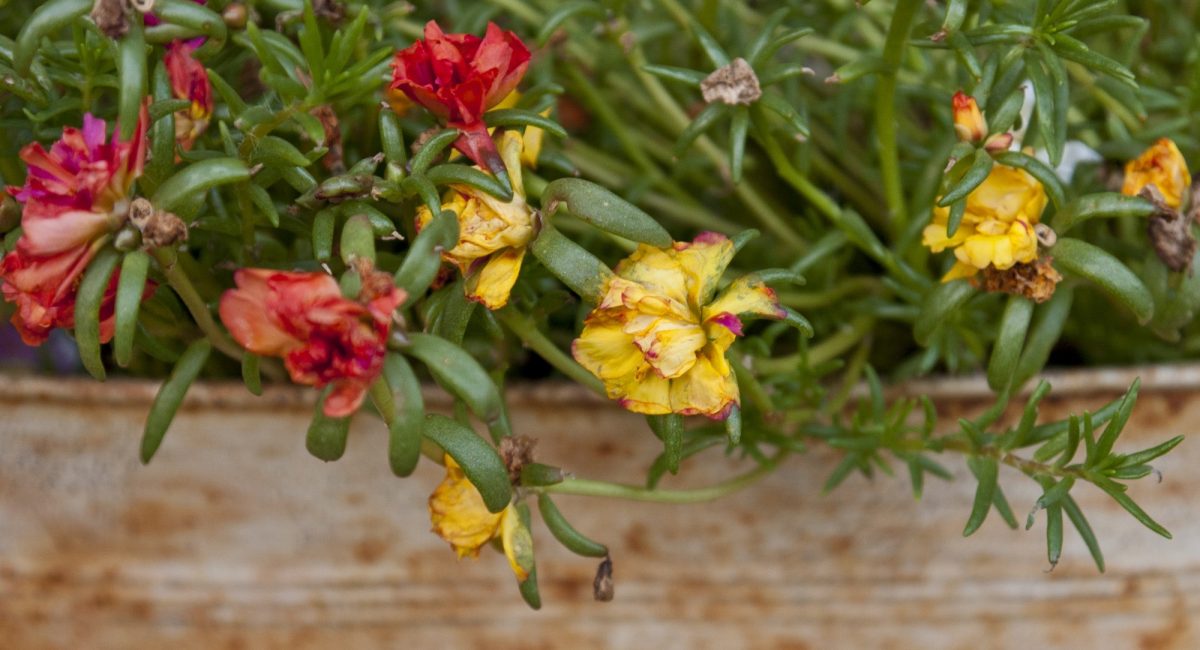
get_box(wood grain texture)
[0,368,1197,649]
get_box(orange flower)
[1122,138,1191,210]
[219,267,406,417]
[1,106,148,345]
[165,38,213,151]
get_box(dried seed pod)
[130,197,189,249]
[1140,186,1196,273]
[593,556,614,602]
[499,435,538,484]
[91,0,129,38]
[701,58,762,106]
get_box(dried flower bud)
[975,257,1063,303]
[499,435,538,484]
[593,556,614,602]
[1034,223,1057,248]
[701,58,762,106]
[129,197,189,249]
[222,3,248,29]
[91,0,129,38]
[313,0,345,23]
[1141,186,1196,273]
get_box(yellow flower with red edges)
[923,164,1047,282]
[1122,138,1191,209]
[429,456,532,581]
[572,232,785,419]
[415,130,539,309]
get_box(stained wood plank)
[0,370,1196,649]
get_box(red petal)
[322,380,368,417]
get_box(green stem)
[754,314,874,374]
[152,248,245,362]
[495,307,607,396]
[623,44,805,251]
[540,452,785,503]
[875,0,922,235]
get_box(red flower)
[1,106,148,345]
[165,38,213,151]
[219,267,407,417]
[389,21,531,174]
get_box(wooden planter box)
[1,368,1196,648]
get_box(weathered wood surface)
[1,368,1197,649]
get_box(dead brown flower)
[701,58,762,106]
[975,257,1063,303]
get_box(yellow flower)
[572,233,785,419]
[415,130,537,309]
[428,455,533,581]
[923,164,1047,281]
[1122,138,1191,210]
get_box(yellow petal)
[962,164,1047,225]
[667,348,739,418]
[496,130,526,197]
[521,107,552,169]
[428,456,503,559]
[674,232,735,308]
[615,244,694,309]
[573,316,648,381]
[614,372,672,415]
[941,261,978,282]
[500,504,535,582]
[1122,138,1191,209]
[703,274,785,332]
[628,318,706,379]
[465,246,526,310]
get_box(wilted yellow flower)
[1122,138,1191,209]
[416,130,536,309]
[428,455,532,581]
[572,232,785,419]
[923,164,1047,281]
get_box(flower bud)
[952,91,988,144]
[222,3,248,29]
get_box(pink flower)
[0,106,148,345]
[389,21,531,174]
[165,38,213,151]
[219,267,407,417]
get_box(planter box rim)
[2,363,1198,411]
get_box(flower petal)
[465,246,525,309]
[668,350,739,419]
[573,316,647,381]
[429,455,504,559]
[18,209,112,256]
[218,270,301,356]
[704,275,785,328]
[500,504,534,582]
